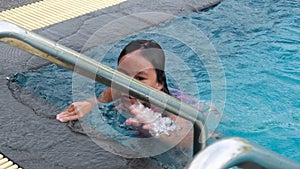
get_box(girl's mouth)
[121,94,135,104]
[120,94,151,108]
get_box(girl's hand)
[124,103,156,131]
[56,101,94,122]
[124,103,193,147]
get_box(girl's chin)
[119,98,134,107]
[119,97,150,109]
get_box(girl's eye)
[135,76,146,81]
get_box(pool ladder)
[187,137,300,169]
[1,20,300,169]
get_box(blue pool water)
[10,0,300,165]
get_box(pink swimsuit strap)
[150,88,203,111]
[169,88,200,107]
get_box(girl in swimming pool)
[56,39,193,146]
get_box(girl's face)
[114,49,163,107]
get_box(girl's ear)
[156,82,163,91]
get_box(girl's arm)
[56,88,113,122]
[97,88,114,103]
[159,112,194,148]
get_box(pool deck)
[0,0,222,168]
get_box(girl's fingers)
[57,109,79,122]
[125,118,154,132]
[125,118,140,127]
[57,109,76,118]
[128,105,140,116]
[128,105,154,124]
[134,114,146,123]
[57,114,79,122]
[57,101,93,122]
[142,124,154,130]
[57,105,75,118]
[56,111,69,118]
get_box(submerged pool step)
[0,154,22,169]
[0,0,127,30]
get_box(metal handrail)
[3,21,299,169]
[0,20,206,154]
[187,137,300,169]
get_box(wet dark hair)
[118,40,170,95]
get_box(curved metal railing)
[0,20,206,154]
[2,21,300,169]
[187,137,300,169]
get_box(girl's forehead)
[118,51,155,68]
[117,51,157,75]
